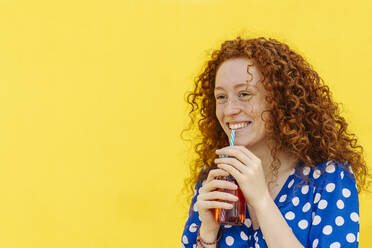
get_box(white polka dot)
[193,204,198,212]
[326,183,335,192]
[292,197,300,206]
[189,223,197,232]
[285,211,295,220]
[335,216,344,226]
[341,171,344,179]
[224,224,232,228]
[330,242,340,248]
[313,169,321,179]
[346,233,356,243]
[290,168,295,175]
[312,239,319,248]
[302,202,311,212]
[350,212,359,222]
[298,219,308,229]
[255,244,260,248]
[182,235,189,244]
[288,179,294,188]
[225,236,234,246]
[240,231,248,241]
[357,232,359,242]
[349,166,354,174]
[322,225,333,235]
[326,163,336,173]
[279,194,287,202]
[318,200,328,209]
[337,199,344,209]
[181,243,185,248]
[301,185,309,194]
[192,245,196,248]
[254,232,258,241]
[312,215,321,225]
[244,218,252,228]
[303,166,311,176]
[314,193,321,204]
[343,188,351,198]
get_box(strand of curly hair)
[180,36,371,205]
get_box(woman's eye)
[240,92,250,97]
[216,95,226,100]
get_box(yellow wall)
[0,0,371,247]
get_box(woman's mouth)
[228,121,252,131]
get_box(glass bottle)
[214,155,246,225]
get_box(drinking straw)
[230,129,236,146]
[219,129,236,159]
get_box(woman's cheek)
[245,104,261,118]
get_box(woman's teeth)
[229,122,250,130]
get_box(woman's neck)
[247,143,298,182]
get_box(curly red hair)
[181,36,371,204]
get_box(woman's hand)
[195,168,239,232]
[214,146,270,209]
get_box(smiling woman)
[180,37,371,248]
[214,57,269,153]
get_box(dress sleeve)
[181,181,203,248]
[308,161,359,248]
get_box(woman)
[181,37,370,248]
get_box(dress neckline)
[273,167,296,206]
[273,160,303,205]
[247,160,303,231]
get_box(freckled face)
[214,57,270,149]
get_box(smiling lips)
[228,121,252,130]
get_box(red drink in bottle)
[214,174,246,225]
[214,130,246,225]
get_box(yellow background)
[0,0,371,247]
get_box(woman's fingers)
[196,168,239,211]
[196,191,237,211]
[198,191,239,202]
[199,168,236,194]
[234,145,259,162]
[196,200,234,210]
[201,179,238,193]
[205,168,229,183]
[214,157,248,174]
[217,163,243,182]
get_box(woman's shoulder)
[302,160,357,190]
[315,160,354,178]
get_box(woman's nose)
[224,98,241,115]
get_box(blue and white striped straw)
[219,129,236,159]
[229,129,236,146]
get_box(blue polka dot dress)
[181,161,360,248]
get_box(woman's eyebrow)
[214,82,252,91]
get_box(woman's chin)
[232,140,249,147]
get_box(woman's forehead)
[215,58,262,90]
